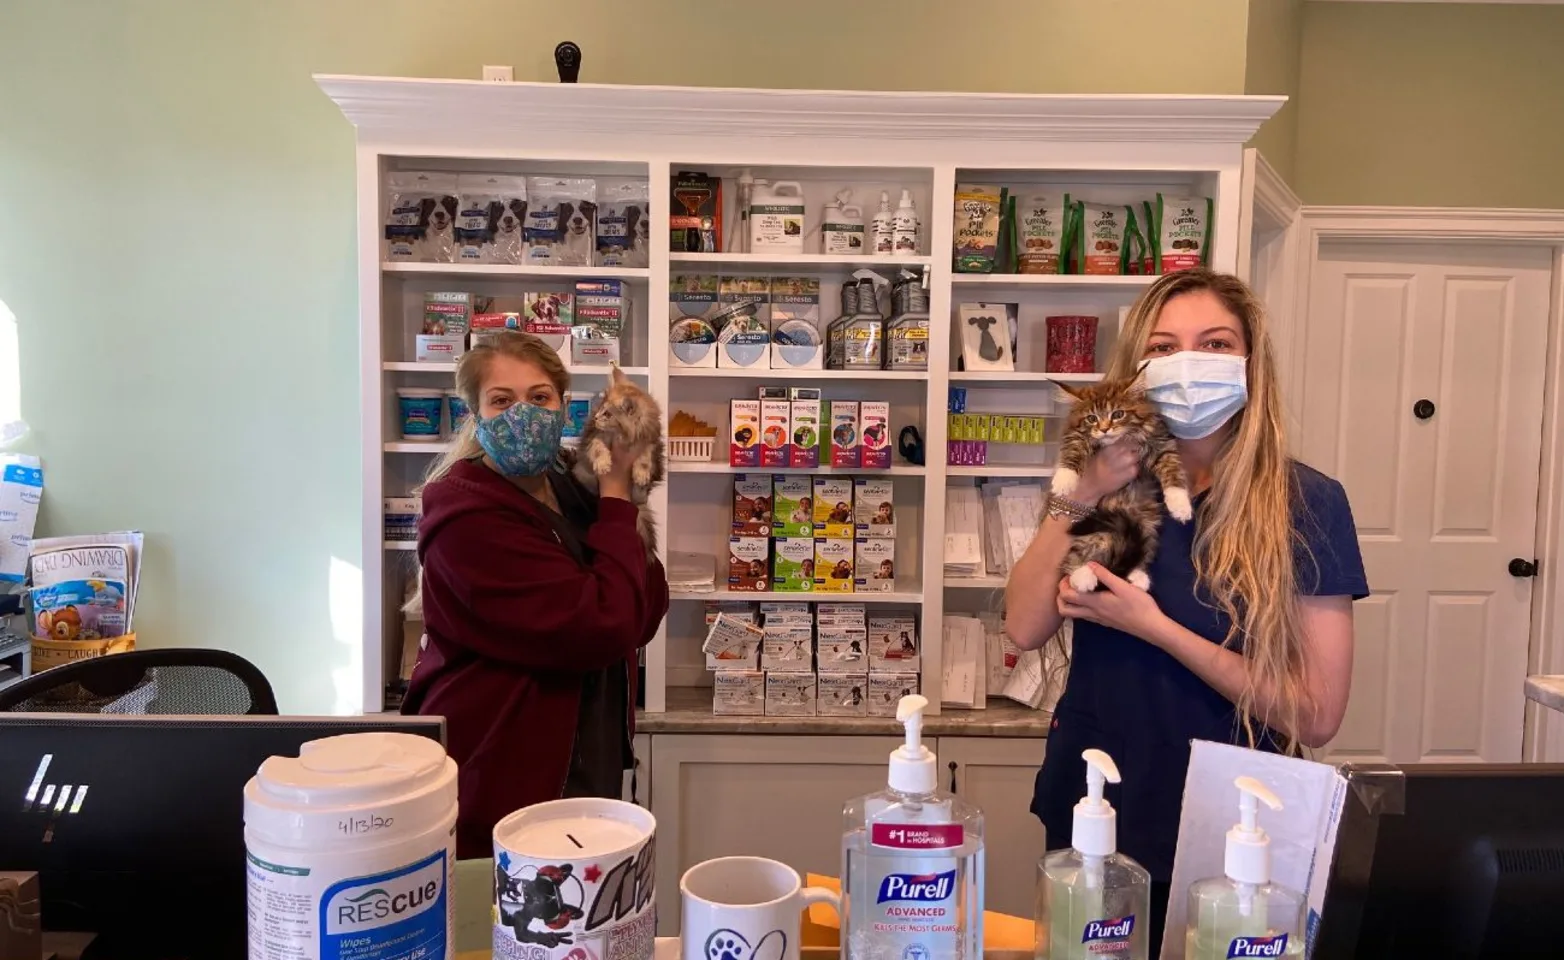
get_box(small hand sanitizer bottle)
[1185,777,1306,959]
[1037,749,1150,960]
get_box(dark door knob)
[1509,558,1539,578]
[948,761,959,793]
[1413,399,1436,420]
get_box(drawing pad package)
[524,176,596,267]
[1015,191,1071,275]
[952,184,1005,273]
[1150,194,1214,274]
[454,174,527,264]
[817,674,868,718]
[384,171,458,262]
[595,178,651,268]
[770,276,823,370]
[771,475,813,538]
[771,536,815,593]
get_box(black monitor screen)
[0,712,445,958]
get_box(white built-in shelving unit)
[317,75,1279,715]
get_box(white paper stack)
[996,484,1047,572]
[940,614,986,710]
[668,551,717,593]
[943,486,986,580]
[1003,619,1071,710]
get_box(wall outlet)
[482,65,513,83]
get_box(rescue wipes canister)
[244,732,458,960]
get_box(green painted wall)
[1244,0,1304,184]
[1295,2,1564,207]
[0,0,1250,713]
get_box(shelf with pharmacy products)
[385,441,451,454]
[383,262,651,282]
[671,252,933,272]
[948,370,1102,385]
[946,464,1056,479]
[383,361,650,377]
[943,575,1007,590]
[669,461,926,476]
[669,587,923,604]
[670,367,927,382]
[951,273,1154,294]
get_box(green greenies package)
[1151,194,1214,273]
[1015,192,1071,275]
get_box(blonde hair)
[1107,268,1310,751]
[403,332,570,618]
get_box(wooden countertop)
[637,686,1050,738]
[1525,674,1564,713]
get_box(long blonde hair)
[1107,268,1310,750]
[403,332,570,618]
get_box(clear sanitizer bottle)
[1185,777,1306,959]
[844,694,985,960]
[1037,749,1150,960]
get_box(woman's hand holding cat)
[600,440,649,501]
[1056,442,1140,507]
[1058,562,1173,644]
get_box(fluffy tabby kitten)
[1050,377,1193,592]
[570,365,666,561]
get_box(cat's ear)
[1050,380,1086,401]
[609,363,627,387]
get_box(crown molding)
[315,75,1283,147]
[1301,206,1564,240]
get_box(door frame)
[1292,207,1564,762]
[1239,150,1305,418]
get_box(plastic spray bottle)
[870,191,895,256]
[1185,777,1305,959]
[1037,749,1150,960]
[843,695,984,960]
[891,189,920,255]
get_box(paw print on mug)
[705,929,786,960]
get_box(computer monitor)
[0,712,446,959]
[1318,762,1564,956]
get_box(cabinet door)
[937,736,1048,920]
[648,733,902,935]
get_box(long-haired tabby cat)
[1050,376,1192,592]
[569,365,666,561]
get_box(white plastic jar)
[244,732,458,960]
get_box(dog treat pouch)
[952,184,1006,273]
[1072,201,1130,275]
[524,176,597,267]
[1150,194,1214,273]
[454,174,527,264]
[1015,191,1071,274]
[384,171,458,262]
[596,178,651,268]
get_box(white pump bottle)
[1184,777,1305,959]
[842,695,984,960]
[1037,749,1151,960]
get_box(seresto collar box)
[244,732,458,960]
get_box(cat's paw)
[631,457,652,488]
[1067,564,1099,593]
[1127,568,1152,591]
[587,441,613,476]
[1165,487,1193,522]
[1051,468,1080,498]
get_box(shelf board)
[670,252,933,271]
[384,540,417,551]
[944,575,1007,590]
[382,262,649,281]
[946,464,1055,478]
[951,273,1155,291]
[671,368,926,381]
[670,587,922,604]
[949,371,1103,384]
[384,441,451,454]
[669,461,926,476]
[382,361,648,376]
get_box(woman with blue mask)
[401,331,668,857]
[1006,269,1367,951]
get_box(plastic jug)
[751,180,807,252]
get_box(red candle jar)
[1046,315,1098,374]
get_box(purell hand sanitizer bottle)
[1185,777,1305,959]
[843,695,984,960]
[1037,749,1151,960]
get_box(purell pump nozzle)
[1227,776,1283,887]
[1074,748,1121,859]
[888,694,936,793]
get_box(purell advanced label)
[1082,914,1134,949]
[1227,933,1289,958]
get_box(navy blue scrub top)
[1030,462,1369,881]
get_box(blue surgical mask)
[475,401,565,477]
[1139,351,1249,440]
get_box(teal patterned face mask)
[475,401,565,476]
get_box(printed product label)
[870,824,963,850]
[494,837,656,960]
[862,842,960,960]
[1227,933,1288,958]
[247,845,452,960]
[1081,915,1134,954]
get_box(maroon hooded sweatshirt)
[403,458,667,857]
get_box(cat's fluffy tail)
[1067,507,1151,581]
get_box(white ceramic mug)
[680,857,840,960]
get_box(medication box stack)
[816,603,869,721]
[813,478,855,593]
[729,388,894,470]
[572,279,631,366]
[762,602,816,716]
[704,601,763,716]
[730,475,773,591]
[946,387,1047,467]
[853,478,896,593]
[867,612,921,717]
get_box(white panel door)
[1299,240,1553,764]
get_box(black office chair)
[0,647,278,715]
